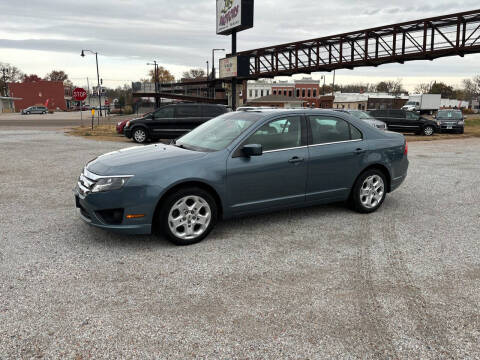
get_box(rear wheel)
[159,187,217,245]
[352,169,387,213]
[132,127,148,143]
[423,126,434,136]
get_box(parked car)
[334,109,388,130]
[123,103,229,143]
[21,106,48,115]
[435,109,465,134]
[116,114,150,134]
[368,109,438,136]
[75,109,409,245]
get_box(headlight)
[457,121,464,125]
[437,121,441,126]
[117,121,122,126]
[125,121,130,128]
[91,176,132,193]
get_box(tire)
[352,169,387,213]
[423,126,434,136]
[132,127,148,143]
[26,111,30,115]
[159,187,218,246]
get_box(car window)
[153,107,174,119]
[175,105,200,118]
[389,110,405,118]
[437,111,462,119]
[244,116,302,152]
[309,116,354,144]
[203,106,225,117]
[350,125,363,140]
[406,112,419,120]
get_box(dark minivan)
[435,109,465,134]
[368,109,438,136]
[124,103,229,143]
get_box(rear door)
[174,105,202,133]
[306,115,365,202]
[405,111,423,132]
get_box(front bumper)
[124,128,132,138]
[74,187,152,235]
[438,124,463,132]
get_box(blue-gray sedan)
[75,109,408,245]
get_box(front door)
[306,115,365,202]
[226,115,308,215]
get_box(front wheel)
[132,127,148,143]
[423,126,434,136]
[159,187,217,245]
[352,170,387,213]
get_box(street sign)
[216,0,254,35]
[73,88,88,101]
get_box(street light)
[81,49,102,116]
[147,61,159,108]
[211,48,225,80]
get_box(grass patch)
[67,124,130,142]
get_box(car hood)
[86,144,208,176]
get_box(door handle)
[354,148,366,154]
[288,156,304,163]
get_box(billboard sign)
[219,56,250,78]
[216,0,254,35]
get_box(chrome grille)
[77,169,97,196]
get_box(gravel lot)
[1,130,479,359]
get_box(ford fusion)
[75,109,409,245]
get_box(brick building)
[272,81,295,98]
[8,81,67,111]
[294,78,320,107]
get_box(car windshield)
[437,111,462,120]
[349,110,373,120]
[176,112,263,151]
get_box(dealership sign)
[219,56,250,78]
[216,0,254,35]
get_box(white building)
[246,80,272,101]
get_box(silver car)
[21,106,48,115]
[334,109,387,130]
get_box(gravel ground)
[0,130,479,359]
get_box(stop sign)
[73,88,87,101]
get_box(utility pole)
[231,31,238,110]
[211,48,225,80]
[147,61,160,108]
[1,67,9,97]
[81,49,103,116]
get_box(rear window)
[175,105,200,118]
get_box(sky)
[1,0,479,91]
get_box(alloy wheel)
[424,126,434,136]
[360,175,385,209]
[133,129,146,143]
[168,195,211,240]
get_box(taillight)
[404,141,408,155]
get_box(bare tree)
[414,82,433,94]
[44,70,69,82]
[462,75,480,101]
[182,68,206,80]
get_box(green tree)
[429,82,455,98]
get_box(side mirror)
[464,116,467,120]
[242,144,263,157]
